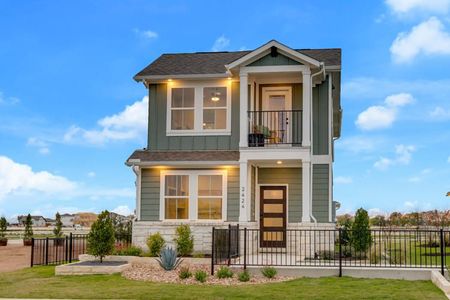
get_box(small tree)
[24,214,33,240]
[174,225,194,256]
[351,208,372,252]
[0,217,8,241]
[53,212,63,238]
[87,211,115,263]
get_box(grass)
[0,266,446,299]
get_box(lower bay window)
[160,170,227,221]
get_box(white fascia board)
[226,40,321,70]
[134,73,229,82]
[325,65,341,71]
[240,65,309,75]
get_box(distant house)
[18,215,46,227]
[73,212,97,227]
[45,218,56,226]
[60,213,75,227]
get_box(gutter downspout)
[132,165,141,221]
[308,62,325,226]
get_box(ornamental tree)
[87,210,115,263]
[24,214,33,240]
[351,208,372,252]
[53,212,63,238]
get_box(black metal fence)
[248,110,302,146]
[211,227,450,276]
[31,233,132,267]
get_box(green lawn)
[0,266,446,299]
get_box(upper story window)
[167,82,231,136]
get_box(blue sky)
[0,0,449,220]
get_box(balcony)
[247,110,302,147]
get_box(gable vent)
[270,46,278,57]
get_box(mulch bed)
[122,263,293,285]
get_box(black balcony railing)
[248,110,302,146]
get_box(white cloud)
[27,137,50,155]
[211,35,230,52]
[335,135,381,153]
[374,144,416,170]
[64,96,148,145]
[133,28,158,39]
[429,106,450,120]
[355,93,413,130]
[0,91,20,105]
[368,208,387,217]
[112,205,132,216]
[87,172,96,178]
[408,176,421,182]
[0,156,76,201]
[335,176,353,184]
[386,0,450,14]
[390,17,450,63]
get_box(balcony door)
[261,87,292,144]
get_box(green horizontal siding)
[257,168,302,223]
[140,168,161,221]
[312,78,329,155]
[312,164,330,223]
[148,82,239,151]
[227,167,240,222]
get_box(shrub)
[238,270,250,282]
[115,246,143,256]
[193,253,205,258]
[316,250,336,260]
[216,266,233,279]
[351,208,372,252]
[174,225,194,256]
[23,214,33,240]
[147,232,165,257]
[194,270,208,283]
[53,212,63,238]
[340,218,353,246]
[261,266,277,279]
[0,217,7,242]
[87,210,115,263]
[157,247,183,271]
[178,266,192,279]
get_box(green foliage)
[193,253,205,258]
[316,250,336,260]
[146,232,165,257]
[53,212,63,238]
[370,215,387,227]
[216,266,233,279]
[24,214,33,240]
[87,210,115,263]
[261,266,277,279]
[178,266,192,279]
[194,270,208,283]
[114,246,143,256]
[340,218,353,246]
[351,208,372,252]
[238,270,250,282]
[157,247,183,271]
[174,225,194,256]
[0,217,7,241]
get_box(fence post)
[69,232,73,263]
[211,227,215,276]
[45,237,49,266]
[244,228,247,270]
[227,224,231,266]
[338,228,342,277]
[30,238,35,267]
[65,236,69,263]
[440,229,445,276]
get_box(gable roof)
[134,47,341,80]
[126,150,240,165]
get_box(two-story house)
[126,40,342,253]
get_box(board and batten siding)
[312,78,329,155]
[139,168,240,222]
[249,53,302,66]
[147,82,240,151]
[257,168,302,223]
[312,164,330,223]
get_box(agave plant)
[157,247,183,271]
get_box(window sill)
[166,131,231,136]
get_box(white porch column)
[302,69,311,147]
[239,72,249,148]
[239,160,250,222]
[302,160,311,223]
[132,166,141,221]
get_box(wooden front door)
[260,186,287,248]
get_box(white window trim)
[166,81,232,136]
[159,170,228,221]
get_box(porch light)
[277,161,282,165]
[211,89,221,102]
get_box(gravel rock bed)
[122,263,293,285]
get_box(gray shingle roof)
[127,150,240,164]
[135,49,341,79]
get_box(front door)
[260,186,287,247]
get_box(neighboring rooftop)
[134,48,341,79]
